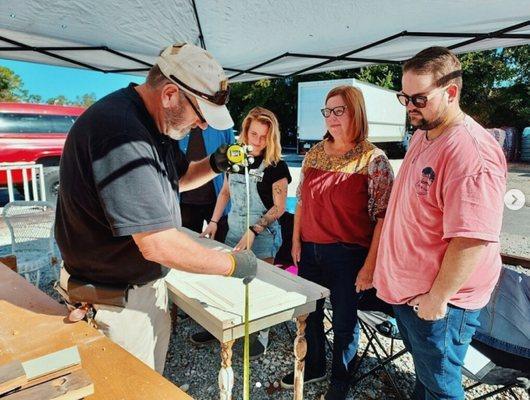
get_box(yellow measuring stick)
[243,156,251,400]
[227,143,252,399]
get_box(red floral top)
[297,139,394,247]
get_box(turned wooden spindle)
[219,340,235,400]
[293,314,308,400]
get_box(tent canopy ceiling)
[0,0,529,82]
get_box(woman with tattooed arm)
[191,107,291,358]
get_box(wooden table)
[0,262,192,400]
[165,229,330,400]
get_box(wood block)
[0,360,27,395]
[1,369,94,400]
[0,255,17,272]
[22,364,81,390]
[21,347,81,387]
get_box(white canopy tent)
[0,1,529,82]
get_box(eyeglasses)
[183,93,206,124]
[396,86,448,108]
[169,74,230,106]
[321,105,347,118]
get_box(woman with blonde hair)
[280,86,394,400]
[191,107,291,357]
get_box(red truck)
[0,102,85,203]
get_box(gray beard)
[166,129,188,140]
[163,101,189,140]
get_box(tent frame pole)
[0,21,528,78]
[190,0,207,49]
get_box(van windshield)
[0,113,78,134]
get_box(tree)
[0,66,25,101]
[72,93,96,107]
[46,95,70,105]
[45,93,96,107]
[459,46,529,129]
[0,65,97,107]
[354,64,402,90]
[25,93,43,103]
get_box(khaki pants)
[60,268,171,374]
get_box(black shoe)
[321,381,350,400]
[249,338,266,360]
[280,370,326,389]
[177,309,189,320]
[238,335,267,360]
[189,330,216,346]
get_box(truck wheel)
[13,167,60,203]
[41,167,60,204]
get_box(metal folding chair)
[1,200,58,288]
[463,340,530,399]
[348,310,407,399]
[347,290,408,399]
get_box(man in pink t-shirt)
[373,47,506,399]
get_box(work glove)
[209,144,253,173]
[209,144,231,173]
[229,249,257,284]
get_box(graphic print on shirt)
[415,166,436,195]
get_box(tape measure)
[243,164,251,400]
[226,144,254,172]
[227,144,246,165]
[227,142,253,399]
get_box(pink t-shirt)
[373,116,507,309]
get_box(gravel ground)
[27,267,527,400]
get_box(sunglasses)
[321,105,347,118]
[396,86,448,108]
[169,74,230,106]
[183,93,206,124]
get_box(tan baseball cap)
[156,43,234,130]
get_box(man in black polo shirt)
[55,43,256,374]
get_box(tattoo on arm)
[271,180,287,203]
[259,206,279,225]
[252,180,287,233]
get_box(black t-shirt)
[232,155,291,209]
[180,128,216,205]
[55,83,189,285]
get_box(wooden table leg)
[294,314,308,400]
[219,339,235,400]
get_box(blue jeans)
[299,242,367,385]
[393,304,481,400]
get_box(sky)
[1,58,144,101]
